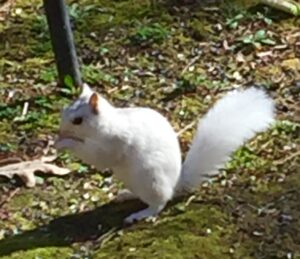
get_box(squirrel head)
[55,83,111,151]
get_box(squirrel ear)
[89,93,99,114]
[81,83,92,97]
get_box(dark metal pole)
[43,0,82,87]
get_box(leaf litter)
[0,0,299,258]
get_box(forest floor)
[0,0,299,258]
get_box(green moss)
[95,205,235,258]
[9,192,34,209]
[188,18,214,41]
[70,0,161,33]
[1,247,73,259]
[0,0,299,258]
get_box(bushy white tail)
[179,87,275,192]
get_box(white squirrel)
[55,84,275,224]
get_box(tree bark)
[43,0,82,87]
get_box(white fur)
[180,87,275,191]
[55,85,275,223]
[56,84,181,223]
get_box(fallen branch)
[0,156,71,188]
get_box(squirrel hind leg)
[124,203,166,225]
[113,189,138,203]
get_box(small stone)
[215,23,222,31]
[236,52,245,63]
[90,32,97,38]
[202,182,209,187]
[291,143,297,149]
[69,204,76,211]
[177,53,185,61]
[206,228,212,234]
[158,55,164,61]
[83,193,90,200]
[283,145,292,151]
[252,230,263,236]
[102,186,110,192]
[205,95,212,101]
[91,195,99,202]
[15,8,22,15]
[39,201,48,210]
[232,71,242,81]
[188,66,195,72]
[83,182,92,190]
[129,247,136,252]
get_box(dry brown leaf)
[0,0,15,21]
[282,58,300,71]
[0,157,71,188]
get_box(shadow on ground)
[0,199,146,256]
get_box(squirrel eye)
[72,117,83,125]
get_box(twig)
[273,150,300,165]
[177,120,197,136]
[95,227,119,250]
[185,195,196,206]
[181,55,201,76]
[21,102,29,118]
[107,86,118,94]
[0,188,20,209]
